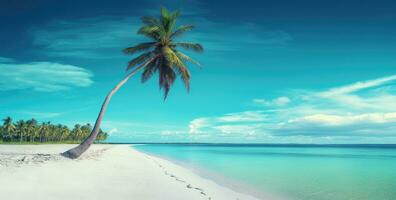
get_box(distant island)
[0,117,108,144]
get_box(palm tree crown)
[123,7,204,99]
[2,117,16,137]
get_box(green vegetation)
[124,7,203,98]
[0,116,108,144]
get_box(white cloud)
[274,97,291,105]
[288,112,396,126]
[188,111,268,135]
[216,111,267,122]
[310,75,396,112]
[273,75,396,136]
[21,111,63,119]
[320,75,396,97]
[0,58,93,92]
[102,120,187,141]
[213,124,262,136]
[189,117,211,134]
[108,128,118,135]
[188,74,396,141]
[161,130,185,136]
[253,96,291,106]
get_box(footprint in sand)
[149,157,211,199]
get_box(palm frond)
[159,63,176,99]
[141,16,160,26]
[160,7,180,36]
[173,64,190,91]
[175,51,201,67]
[162,47,190,91]
[160,7,170,19]
[167,10,180,34]
[141,57,161,83]
[126,52,155,71]
[138,25,162,40]
[163,47,183,67]
[171,10,181,19]
[170,25,194,38]
[123,42,156,55]
[174,42,204,53]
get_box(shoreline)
[133,146,271,200]
[0,144,262,200]
[134,145,281,200]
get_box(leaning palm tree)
[62,7,203,159]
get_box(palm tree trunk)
[62,60,152,159]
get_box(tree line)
[0,117,108,143]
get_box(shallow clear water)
[134,144,396,200]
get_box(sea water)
[134,144,396,200]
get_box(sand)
[0,144,261,200]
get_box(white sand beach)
[0,145,261,200]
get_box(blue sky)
[0,0,396,143]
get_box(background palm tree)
[26,118,38,142]
[72,124,83,141]
[62,7,203,158]
[16,120,27,142]
[2,117,16,141]
[60,125,70,141]
[38,122,48,142]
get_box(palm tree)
[97,129,108,142]
[81,123,93,139]
[0,127,3,141]
[63,7,203,158]
[38,122,48,142]
[72,124,83,141]
[16,120,27,142]
[2,117,16,141]
[26,118,38,142]
[44,122,52,142]
[59,126,70,141]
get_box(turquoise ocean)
[134,144,396,200]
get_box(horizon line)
[105,142,396,148]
